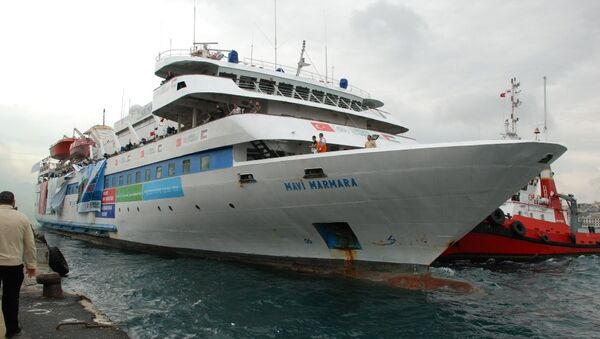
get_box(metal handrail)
[237,80,367,112]
[154,49,371,98]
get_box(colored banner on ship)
[102,177,184,205]
[78,159,107,213]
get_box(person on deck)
[365,135,377,148]
[317,133,327,153]
[310,135,318,154]
[0,191,36,338]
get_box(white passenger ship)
[34,42,566,279]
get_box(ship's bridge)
[152,48,407,135]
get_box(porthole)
[127,207,130,212]
[229,203,235,208]
[137,207,140,212]
[157,206,161,211]
[195,205,200,210]
[168,206,173,211]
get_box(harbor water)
[45,232,600,338]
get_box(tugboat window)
[156,166,163,179]
[127,173,132,185]
[119,175,124,186]
[135,171,141,183]
[168,163,176,177]
[145,169,151,182]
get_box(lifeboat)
[69,137,95,160]
[49,137,75,160]
[438,167,600,261]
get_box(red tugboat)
[439,77,600,261]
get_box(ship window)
[119,175,124,186]
[127,173,132,185]
[339,97,351,109]
[541,214,545,220]
[218,72,237,82]
[258,79,276,94]
[156,166,163,179]
[239,76,257,90]
[104,177,109,188]
[278,82,293,97]
[201,156,211,171]
[168,163,176,177]
[145,169,151,182]
[112,176,117,187]
[310,90,324,103]
[294,86,309,100]
[176,81,187,90]
[325,93,339,106]
[135,171,141,183]
[351,100,363,111]
[183,159,191,174]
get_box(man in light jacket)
[0,191,36,338]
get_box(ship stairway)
[250,140,279,159]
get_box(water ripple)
[46,233,600,338]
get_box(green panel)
[116,184,143,202]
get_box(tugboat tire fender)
[487,208,506,226]
[48,246,69,277]
[510,221,526,237]
[540,234,550,243]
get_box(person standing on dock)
[0,191,37,338]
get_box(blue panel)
[95,204,115,219]
[313,223,362,250]
[143,177,184,200]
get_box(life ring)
[48,246,69,277]
[540,234,549,243]
[510,221,526,237]
[487,208,506,226]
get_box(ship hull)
[36,140,566,274]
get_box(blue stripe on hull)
[41,220,117,236]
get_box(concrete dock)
[0,236,129,338]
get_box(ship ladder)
[250,140,279,159]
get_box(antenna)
[274,0,278,68]
[501,77,521,140]
[193,0,196,45]
[543,76,548,140]
[324,11,328,83]
[250,33,254,66]
[296,40,310,76]
[102,108,106,126]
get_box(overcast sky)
[1,0,599,219]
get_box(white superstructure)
[34,43,567,276]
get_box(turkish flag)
[311,122,335,132]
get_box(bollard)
[36,272,64,298]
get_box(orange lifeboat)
[49,137,76,160]
[69,137,95,160]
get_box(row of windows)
[103,147,233,189]
[218,72,365,111]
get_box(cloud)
[350,1,428,59]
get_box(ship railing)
[240,57,371,98]
[154,49,371,98]
[238,79,368,112]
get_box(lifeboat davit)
[49,137,76,160]
[438,167,600,261]
[69,137,95,160]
